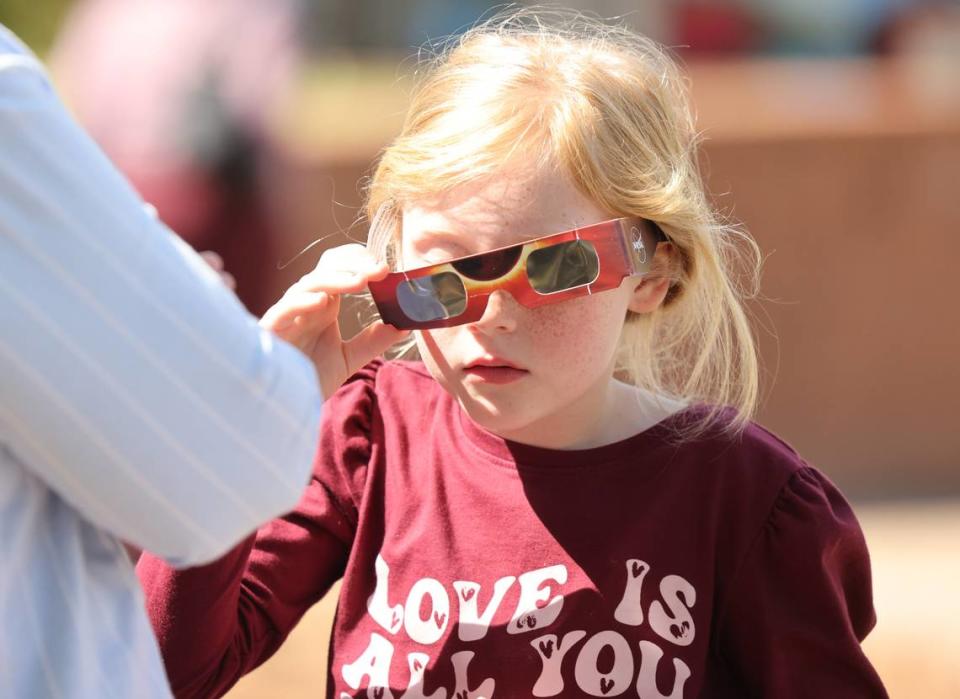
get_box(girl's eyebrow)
[414,227,536,258]
[415,230,461,243]
[412,230,471,252]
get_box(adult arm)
[137,477,352,698]
[136,364,379,697]
[0,26,320,567]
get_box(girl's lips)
[462,365,529,384]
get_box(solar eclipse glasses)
[368,217,667,330]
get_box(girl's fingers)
[259,244,398,392]
[315,243,383,273]
[293,262,389,295]
[292,270,379,296]
[261,291,333,333]
[292,245,389,295]
[341,322,410,378]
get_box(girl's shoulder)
[322,358,445,423]
[661,406,859,545]
[314,360,443,506]
[656,404,840,514]
[663,404,809,476]
[330,358,439,398]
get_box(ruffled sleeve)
[711,467,888,697]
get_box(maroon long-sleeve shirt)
[138,359,887,698]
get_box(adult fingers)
[199,250,236,289]
[199,250,224,270]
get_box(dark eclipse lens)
[526,240,600,294]
[451,245,523,281]
[396,272,468,321]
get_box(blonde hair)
[365,8,762,435]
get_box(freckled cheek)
[526,298,623,366]
[415,295,624,373]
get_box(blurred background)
[3,0,958,696]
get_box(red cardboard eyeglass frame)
[367,216,667,330]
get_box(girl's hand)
[259,244,409,398]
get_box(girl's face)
[400,168,665,448]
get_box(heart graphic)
[538,639,554,659]
[461,588,476,602]
[631,560,646,578]
[373,688,385,699]
[413,658,423,673]
[670,621,691,639]
[456,691,469,699]
[434,611,446,628]
[600,677,614,695]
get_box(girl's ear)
[627,242,675,314]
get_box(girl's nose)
[471,289,519,333]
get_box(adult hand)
[199,250,236,290]
[259,244,408,397]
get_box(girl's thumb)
[341,322,410,379]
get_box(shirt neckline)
[452,394,695,472]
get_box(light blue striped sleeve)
[0,28,322,567]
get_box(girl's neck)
[489,378,686,450]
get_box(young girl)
[137,10,887,698]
